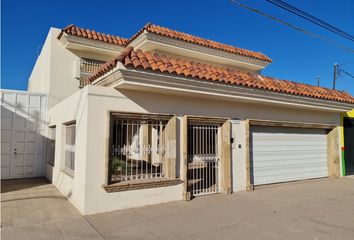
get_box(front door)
[344,118,354,175]
[187,123,220,196]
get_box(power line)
[340,68,354,79]
[333,63,354,89]
[229,0,354,53]
[265,0,354,42]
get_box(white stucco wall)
[47,89,88,213]
[48,85,341,215]
[28,28,80,108]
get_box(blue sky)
[2,0,354,94]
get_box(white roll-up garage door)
[251,126,328,185]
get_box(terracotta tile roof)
[57,24,128,46]
[58,23,271,62]
[87,47,354,104]
[127,23,272,63]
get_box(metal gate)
[188,123,219,196]
[1,90,47,179]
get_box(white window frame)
[64,123,76,175]
[47,126,56,166]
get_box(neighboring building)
[341,110,354,176]
[2,23,354,215]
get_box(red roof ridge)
[86,48,354,104]
[262,75,352,96]
[58,23,272,63]
[57,24,129,46]
[126,23,272,63]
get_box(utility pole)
[316,76,320,86]
[333,63,338,90]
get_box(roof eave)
[129,31,271,72]
[92,66,354,112]
[59,34,125,57]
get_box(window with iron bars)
[109,117,168,184]
[79,58,105,87]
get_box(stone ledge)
[103,179,183,193]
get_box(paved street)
[2,177,354,240]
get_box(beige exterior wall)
[47,85,342,214]
[47,89,88,213]
[27,28,118,109]
[28,28,80,108]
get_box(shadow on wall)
[117,89,233,117]
[116,88,341,124]
[1,95,51,180]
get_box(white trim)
[92,65,354,112]
[129,32,270,71]
[60,34,124,55]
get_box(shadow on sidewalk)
[1,177,50,194]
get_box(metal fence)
[188,123,219,196]
[110,118,167,184]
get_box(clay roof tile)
[86,46,354,104]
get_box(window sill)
[61,169,74,178]
[103,178,183,193]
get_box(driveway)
[2,177,354,240]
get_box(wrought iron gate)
[188,123,219,196]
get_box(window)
[47,126,56,166]
[65,124,76,175]
[79,58,105,87]
[109,115,171,184]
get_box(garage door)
[251,126,328,185]
[1,90,47,179]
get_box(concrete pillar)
[220,120,232,194]
[182,116,191,200]
[327,126,341,178]
[244,120,253,191]
[163,116,177,179]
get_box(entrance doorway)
[344,118,354,175]
[187,123,220,196]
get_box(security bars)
[79,58,104,87]
[188,123,219,196]
[110,118,167,184]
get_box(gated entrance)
[187,123,220,196]
[1,90,47,179]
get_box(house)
[2,23,354,215]
[341,109,354,175]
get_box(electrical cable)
[229,0,354,53]
[265,0,354,42]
